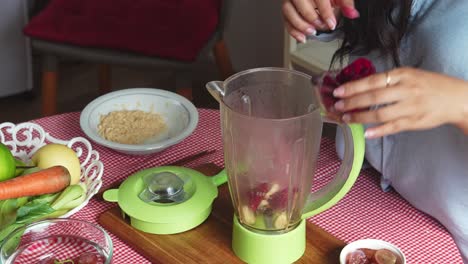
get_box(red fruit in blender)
[248,183,270,210]
[346,249,370,264]
[265,183,280,198]
[269,188,289,210]
[269,187,299,210]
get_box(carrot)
[0,166,71,200]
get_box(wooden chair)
[28,0,233,116]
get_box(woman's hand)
[282,0,359,43]
[332,67,468,138]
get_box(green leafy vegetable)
[0,199,18,229]
[0,222,22,242]
[16,202,55,224]
[0,183,87,244]
[16,194,58,220]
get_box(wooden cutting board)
[98,163,346,264]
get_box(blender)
[206,68,365,264]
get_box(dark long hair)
[332,0,413,67]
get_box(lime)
[0,143,16,181]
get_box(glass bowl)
[0,219,113,264]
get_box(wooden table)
[98,163,346,263]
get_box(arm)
[453,92,468,134]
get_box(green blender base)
[232,216,306,264]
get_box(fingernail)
[326,18,336,30]
[364,130,375,138]
[334,100,344,111]
[296,35,306,43]
[314,19,326,27]
[341,6,360,19]
[300,35,307,43]
[342,114,351,122]
[306,27,317,36]
[333,86,345,97]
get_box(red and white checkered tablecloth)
[29,109,462,264]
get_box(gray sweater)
[315,0,468,262]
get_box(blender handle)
[301,121,365,219]
[211,170,228,187]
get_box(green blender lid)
[103,166,227,234]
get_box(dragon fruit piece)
[269,188,288,210]
[248,182,270,210]
[320,75,340,109]
[316,58,376,117]
[332,58,376,114]
[322,74,340,88]
[269,187,302,211]
[320,87,338,109]
[336,67,353,84]
[336,58,376,84]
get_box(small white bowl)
[340,239,406,264]
[80,88,198,155]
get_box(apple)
[32,143,81,185]
[0,143,15,181]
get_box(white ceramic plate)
[80,88,198,155]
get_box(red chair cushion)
[24,0,220,62]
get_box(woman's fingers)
[315,0,337,30]
[341,101,412,124]
[334,0,359,18]
[283,1,317,36]
[364,117,415,138]
[291,0,325,29]
[334,84,407,112]
[333,70,402,98]
[284,22,307,43]
[282,0,359,41]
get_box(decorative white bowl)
[0,122,103,218]
[80,88,199,155]
[340,239,406,264]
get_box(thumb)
[335,0,359,19]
